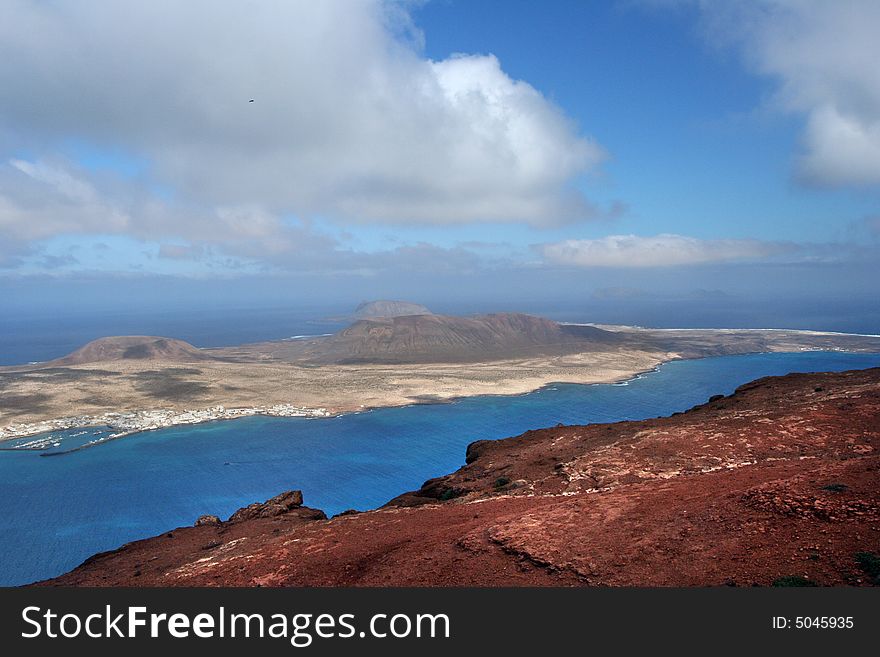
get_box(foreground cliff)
[44,367,880,587]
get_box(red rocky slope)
[43,368,880,587]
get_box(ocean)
[1,350,879,586]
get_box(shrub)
[771,575,818,587]
[854,552,880,582]
[494,476,511,489]
[439,487,464,501]
[821,483,848,493]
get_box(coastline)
[0,354,665,446]
[4,320,880,449]
[4,347,880,450]
[566,322,880,339]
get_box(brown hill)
[208,310,880,366]
[290,312,623,364]
[42,367,880,587]
[50,336,210,366]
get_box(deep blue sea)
[1,350,879,586]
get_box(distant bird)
[249,99,254,103]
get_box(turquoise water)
[1,351,879,586]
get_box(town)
[0,404,332,445]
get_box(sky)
[0,0,878,325]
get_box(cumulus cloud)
[693,0,880,187]
[0,0,604,229]
[540,234,788,267]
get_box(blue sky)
[0,0,878,323]
[413,0,875,243]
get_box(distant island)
[2,302,880,442]
[353,299,432,319]
[318,298,433,323]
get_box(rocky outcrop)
[41,367,880,587]
[227,490,306,523]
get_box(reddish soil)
[42,368,880,587]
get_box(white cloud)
[0,0,604,227]
[0,160,131,242]
[800,105,880,186]
[0,157,510,276]
[540,234,787,267]
[0,158,336,267]
[694,0,880,187]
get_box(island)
[2,304,880,443]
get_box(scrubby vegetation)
[771,575,818,587]
[854,552,880,584]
